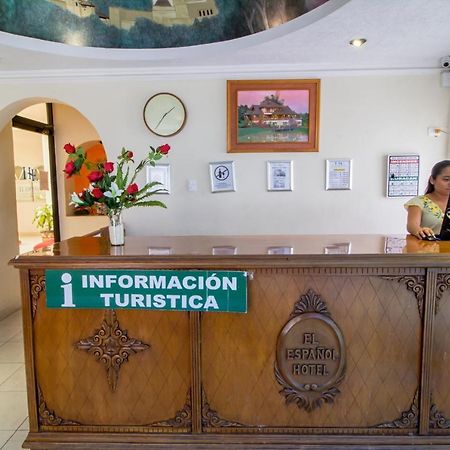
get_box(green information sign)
[45,269,248,313]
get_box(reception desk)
[10,234,450,449]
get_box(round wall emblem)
[275,289,346,412]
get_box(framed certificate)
[267,161,293,191]
[209,161,236,193]
[325,159,352,190]
[386,154,420,197]
[146,164,170,194]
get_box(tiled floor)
[0,310,29,450]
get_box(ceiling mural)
[0,0,329,49]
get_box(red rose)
[126,151,133,159]
[126,183,139,195]
[104,162,114,173]
[91,188,104,199]
[64,143,76,154]
[63,160,76,177]
[88,171,103,182]
[159,144,170,155]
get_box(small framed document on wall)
[209,161,236,193]
[386,154,420,197]
[267,161,293,191]
[325,159,352,190]
[146,164,171,194]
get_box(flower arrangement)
[64,143,171,218]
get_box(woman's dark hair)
[425,160,450,194]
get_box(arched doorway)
[12,103,60,251]
[0,99,106,319]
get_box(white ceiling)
[0,0,449,80]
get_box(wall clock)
[143,93,186,137]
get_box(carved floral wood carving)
[436,274,450,314]
[375,389,419,429]
[201,386,246,428]
[39,384,192,429]
[38,385,80,426]
[275,289,346,412]
[75,310,150,392]
[30,273,45,320]
[147,389,192,428]
[430,405,450,429]
[430,397,450,429]
[381,276,425,318]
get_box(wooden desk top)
[10,234,450,269]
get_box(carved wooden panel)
[381,275,424,318]
[201,269,421,431]
[33,293,191,429]
[30,271,45,320]
[38,385,80,426]
[376,390,419,429]
[275,289,346,412]
[75,310,150,392]
[430,286,450,434]
[436,274,450,314]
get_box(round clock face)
[143,93,186,137]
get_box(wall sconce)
[427,127,448,137]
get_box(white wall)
[0,73,448,239]
[0,125,21,319]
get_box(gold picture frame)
[227,79,320,153]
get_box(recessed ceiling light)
[349,38,367,48]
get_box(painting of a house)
[238,91,309,144]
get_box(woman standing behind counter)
[405,160,450,239]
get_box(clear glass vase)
[108,212,124,246]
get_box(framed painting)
[227,79,320,153]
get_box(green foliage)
[32,204,53,232]
[238,105,250,125]
[264,93,284,105]
[300,112,309,127]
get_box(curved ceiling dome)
[3,0,448,76]
[0,0,330,50]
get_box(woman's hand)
[406,206,436,239]
[413,227,436,239]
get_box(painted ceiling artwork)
[0,0,329,49]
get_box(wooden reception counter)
[10,234,450,449]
